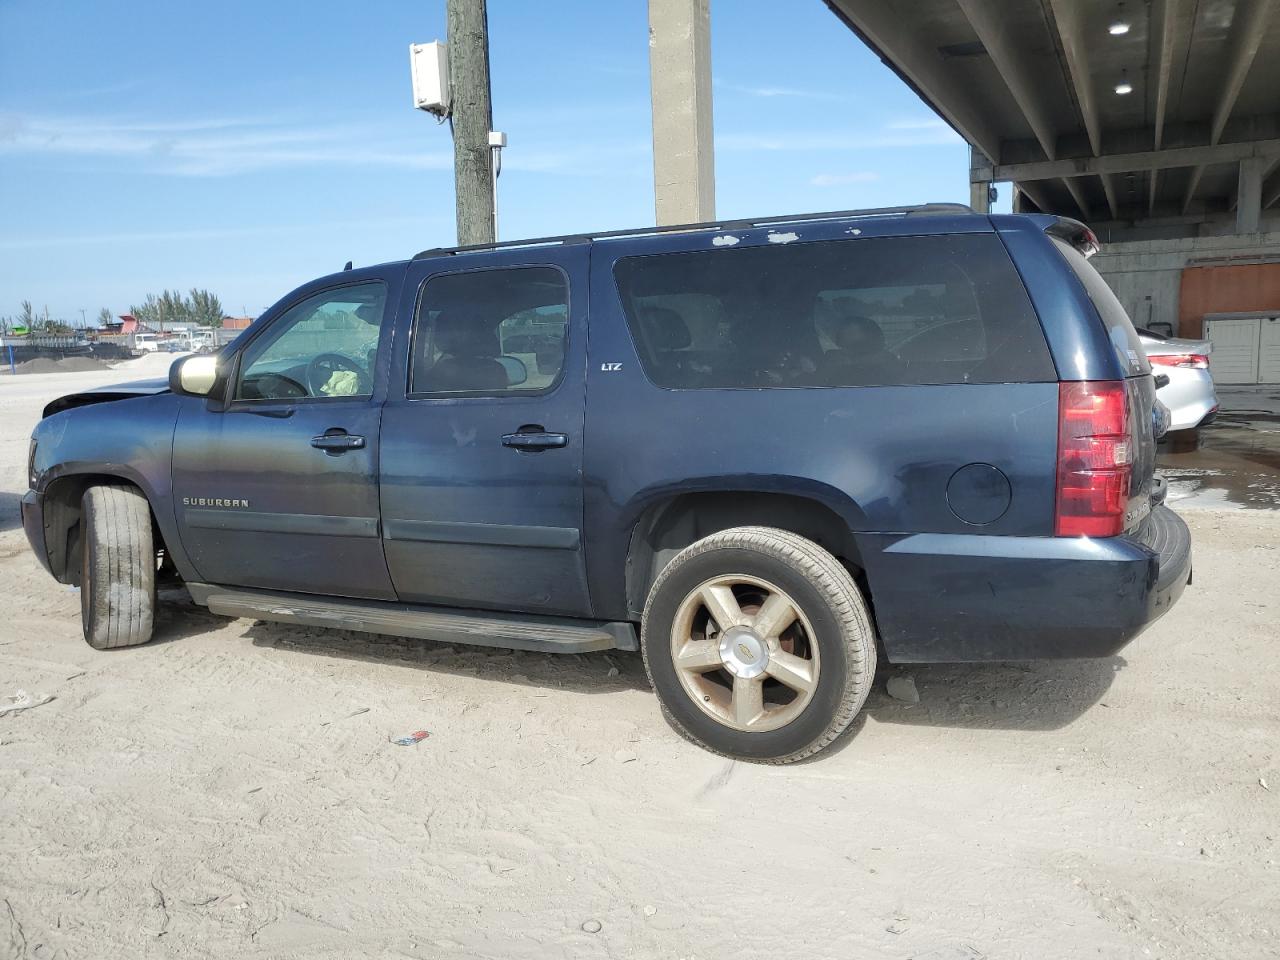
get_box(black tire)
[80,484,156,649]
[641,526,876,763]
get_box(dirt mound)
[55,356,111,372]
[9,356,111,375]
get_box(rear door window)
[1051,237,1150,376]
[409,266,569,396]
[612,234,1055,389]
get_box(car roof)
[408,203,981,261]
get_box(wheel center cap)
[718,626,768,679]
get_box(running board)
[185,583,636,653]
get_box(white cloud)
[0,112,457,177]
[714,79,846,102]
[719,125,962,152]
[0,111,652,178]
[0,215,445,251]
[810,171,880,187]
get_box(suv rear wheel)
[641,526,875,763]
[80,484,156,649]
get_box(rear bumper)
[1157,367,1219,431]
[21,489,52,575]
[862,505,1192,662]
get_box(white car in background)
[1137,327,1219,431]
[132,333,160,353]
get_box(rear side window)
[612,234,1055,389]
[1051,237,1150,376]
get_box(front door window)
[236,282,387,401]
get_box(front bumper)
[21,489,51,576]
[862,505,1193,662]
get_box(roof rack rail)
[409,202,976,260]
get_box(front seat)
[427,312,509,392]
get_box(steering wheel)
[306,352,371,397]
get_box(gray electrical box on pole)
[446,0,496,246]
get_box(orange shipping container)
[1178,262,1280,339]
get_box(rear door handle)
[311,432,365,451]
[501,431,567,451]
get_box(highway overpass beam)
[648,0,715,225]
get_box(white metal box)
[410,41,450,116]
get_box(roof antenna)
[343,260,353,271]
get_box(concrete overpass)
[823,0,1280,239]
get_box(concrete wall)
[1091,232,1280,338]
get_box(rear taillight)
[1149,353,1209,369]
[1055,381,1132,538]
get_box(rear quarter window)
[1050,237,1150,376]
[612,233,1056,389]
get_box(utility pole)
[446,0,496,246]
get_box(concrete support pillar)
[968,145,992,213]
[969,180,991,214]
[648,0,715,225]
[1237,156,1265,234]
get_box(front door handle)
[501,431,567,451]
[311,431,365,451]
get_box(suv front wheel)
[80,484,156,649]
[641,526,876,763]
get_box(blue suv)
[22,204,1191,762]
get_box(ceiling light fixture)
[1109,21,1131,35]
[1115,81,1133,95]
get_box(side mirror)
[169,354,219,397]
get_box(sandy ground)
[1,360,1278,960]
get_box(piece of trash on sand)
[1262,777,1271,791]
[393,730,430,746]
[321,706,370,726]
[581,919,602,934]
[0,690,54,716]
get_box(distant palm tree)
[188,289,224,328]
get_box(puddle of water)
[1158,420,1280,510]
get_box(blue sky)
[0,0,992,323]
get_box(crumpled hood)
[43,377,171,418]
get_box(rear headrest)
[640,306,691,350]
[434,311,499,358]
[832,314,886,353]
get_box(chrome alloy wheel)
[669,575,820,732]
